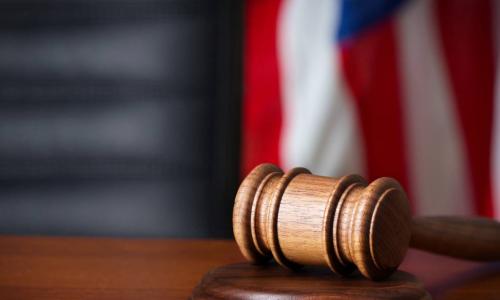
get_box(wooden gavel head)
[233,163,411,280]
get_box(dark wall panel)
[0,20,213,85]
[0,0,242,237]
[0,100,210,164]
[0,180,210,237]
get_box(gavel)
[233,163,500,280]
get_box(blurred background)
[0,0,242,238]
[0,0,498,238]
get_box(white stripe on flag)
[493,0,500,220]
[396,0,473,215]
[278,0,365,177]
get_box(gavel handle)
[410,216,500,261]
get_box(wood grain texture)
[235,164,500,281]
[192,263,430,299]
[411,216,500,260]
[0,236,243,300]
[234,164,411,280]
[0,236,499,299]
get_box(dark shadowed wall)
[0,0,242,238]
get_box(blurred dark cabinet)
[0,0,242,237]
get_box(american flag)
[242,0,500,218]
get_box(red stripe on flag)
[340,21,413,209]
[435,0,495,217]
[242,0,283,176]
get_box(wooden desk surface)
[0,236,499,299]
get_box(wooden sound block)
[192,263,430,299]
